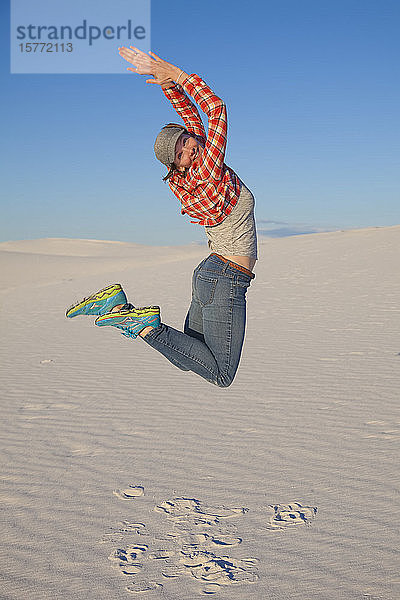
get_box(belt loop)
[222,261,230,275]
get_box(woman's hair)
[160,123,188,182]
[162,162,181,182]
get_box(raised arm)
[118,45,187,86]
[118,46,205,138]
[179,74,227,182]
[118,47,227,181]
[161,81,206,139]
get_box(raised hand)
[118,46,182,86]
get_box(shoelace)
[120,303,135,311]
[111,306,160,339]
[116,324,138,339]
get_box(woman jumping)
[66,48,258,387]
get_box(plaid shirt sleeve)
[163,74,227,182]
[162,82,206,139]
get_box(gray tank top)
[204,178,258,259]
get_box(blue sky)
[1,0,399,245]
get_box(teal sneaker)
[95,306,161,339]
[66,284,128,318]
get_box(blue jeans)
[143,254,255,387]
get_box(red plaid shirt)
[162,74,241,226]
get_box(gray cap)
[154,124,187,167]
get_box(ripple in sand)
[125,580,163,594]
[98,522,146,544]
[21,402,78,411]
[363,420,400,439]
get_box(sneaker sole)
[95,306,160,327]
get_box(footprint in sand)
[111,497,256,594]
[104,493,256,594]
[113,485,144,500]
[112,542,258,594]
[208,533,242,547]
[104,491,316,595]
[120,564,143,576]
[179,550,259,587]
[179,532,242,551]
[267,502,317,529]
[118,521,147,534]
[203,583,222,594]
[161,564,186,578]
[148,549,175,560]
[155,497,247,525]
[155,497,200,518]
[108,544,148,566]
[109,546,149,579]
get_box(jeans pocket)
[236,275,251,289]
[196,274,218,307]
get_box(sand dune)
[1,227,399,599]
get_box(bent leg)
[142,261,252,386]
[143,323,219,383]
[201,276,249,387]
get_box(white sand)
[1,228,399,599]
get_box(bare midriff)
[221,255,256,273]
